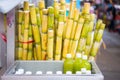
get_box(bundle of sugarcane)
[41,9,48,60]
[89,22,105,60]
[16,1,106,61]
[84,14,95,56]
[47,7,54,60]
[55,10,65,60]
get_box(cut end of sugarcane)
[24,10,30,13]
[48,6,54,14]
[29,3,35,6]
[43,9,48,14]
[18,10,23,12]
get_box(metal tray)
[2,61,104,80]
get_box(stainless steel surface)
[2,61,104,80]
[6,9,15,68]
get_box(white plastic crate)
[2,61,104,80]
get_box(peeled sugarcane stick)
[22,11,29,60]
[36,7,41,28]
[47,30,54,60]
[99,23,105,30]
[95,29,104,42]
[38,0,45,21]
[55,10,65,60]
[68,8,80,52]
[86,32,94,46]
[27,24,33,60]
[62,39,70,59]
[30,6,42,60]
[85,45,91,56]
[96,19,102,30]
[69,0,76,19]
[70,18,85,58]
[42,50,47,60]
[47,7,54,60]
[82,3,90,14]
[48,7,54,29]
[33,47,37,60]
[90,41,100,57]
[64,18,73,39]
[60,0,66,21]
[41,33,47,59]
[42,9,48,33]
[23,1,29,11]
[77,38,86,52]
[81,16,91,38]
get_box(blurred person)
[105,0,116,31]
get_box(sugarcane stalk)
[47,30,54,60]
[23,1,29,11]
[33,47,37,60]
[38,0,45,21]
[86,32,94,46]
[85,45,91,56]
[70,40,78,58]
[74,18,84,40]
[62,39,70,59]
[41,33,47,50]
[36,7,41,28]
[95,29,104,42]
[24,11,29,29]
[69,0,76,19]
[77,38,86,52]
[17,48,23,60]
[42,50,47,60]
[100,23,105,30]
[65,18,73,39]
[90,41,100,57]
[35,43,42,60]
[42,9,48,33]
[96,19,102,30]
[82,3,90,14]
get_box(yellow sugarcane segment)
[69,0,76,19]
[77,38,86,52]
[18,48,23,60]
[22,49,28,60]
[55,36,62,55]
[48,29,54,38]
[65,19,73,39]
[55,54,61,60]
[36,44,42,60]
[42,50,47,60]
[32,25,41,43]
[34,47,37,60]
[57,22,64,37]
[70,40,78,58]
[30,7,37,24]
[62,39,70,59]
[24,11,29,29]
[23,29,29,49]
[74,18,84,40]
[82,3,90,14]
[47,38,54,60]
[41,33,47,50]
[27,50,33,60]
[24,1,29,11]
[42,9,48,33]
[85,45,91,56]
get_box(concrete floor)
[0,30,120,80]
[96,29,120,80]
